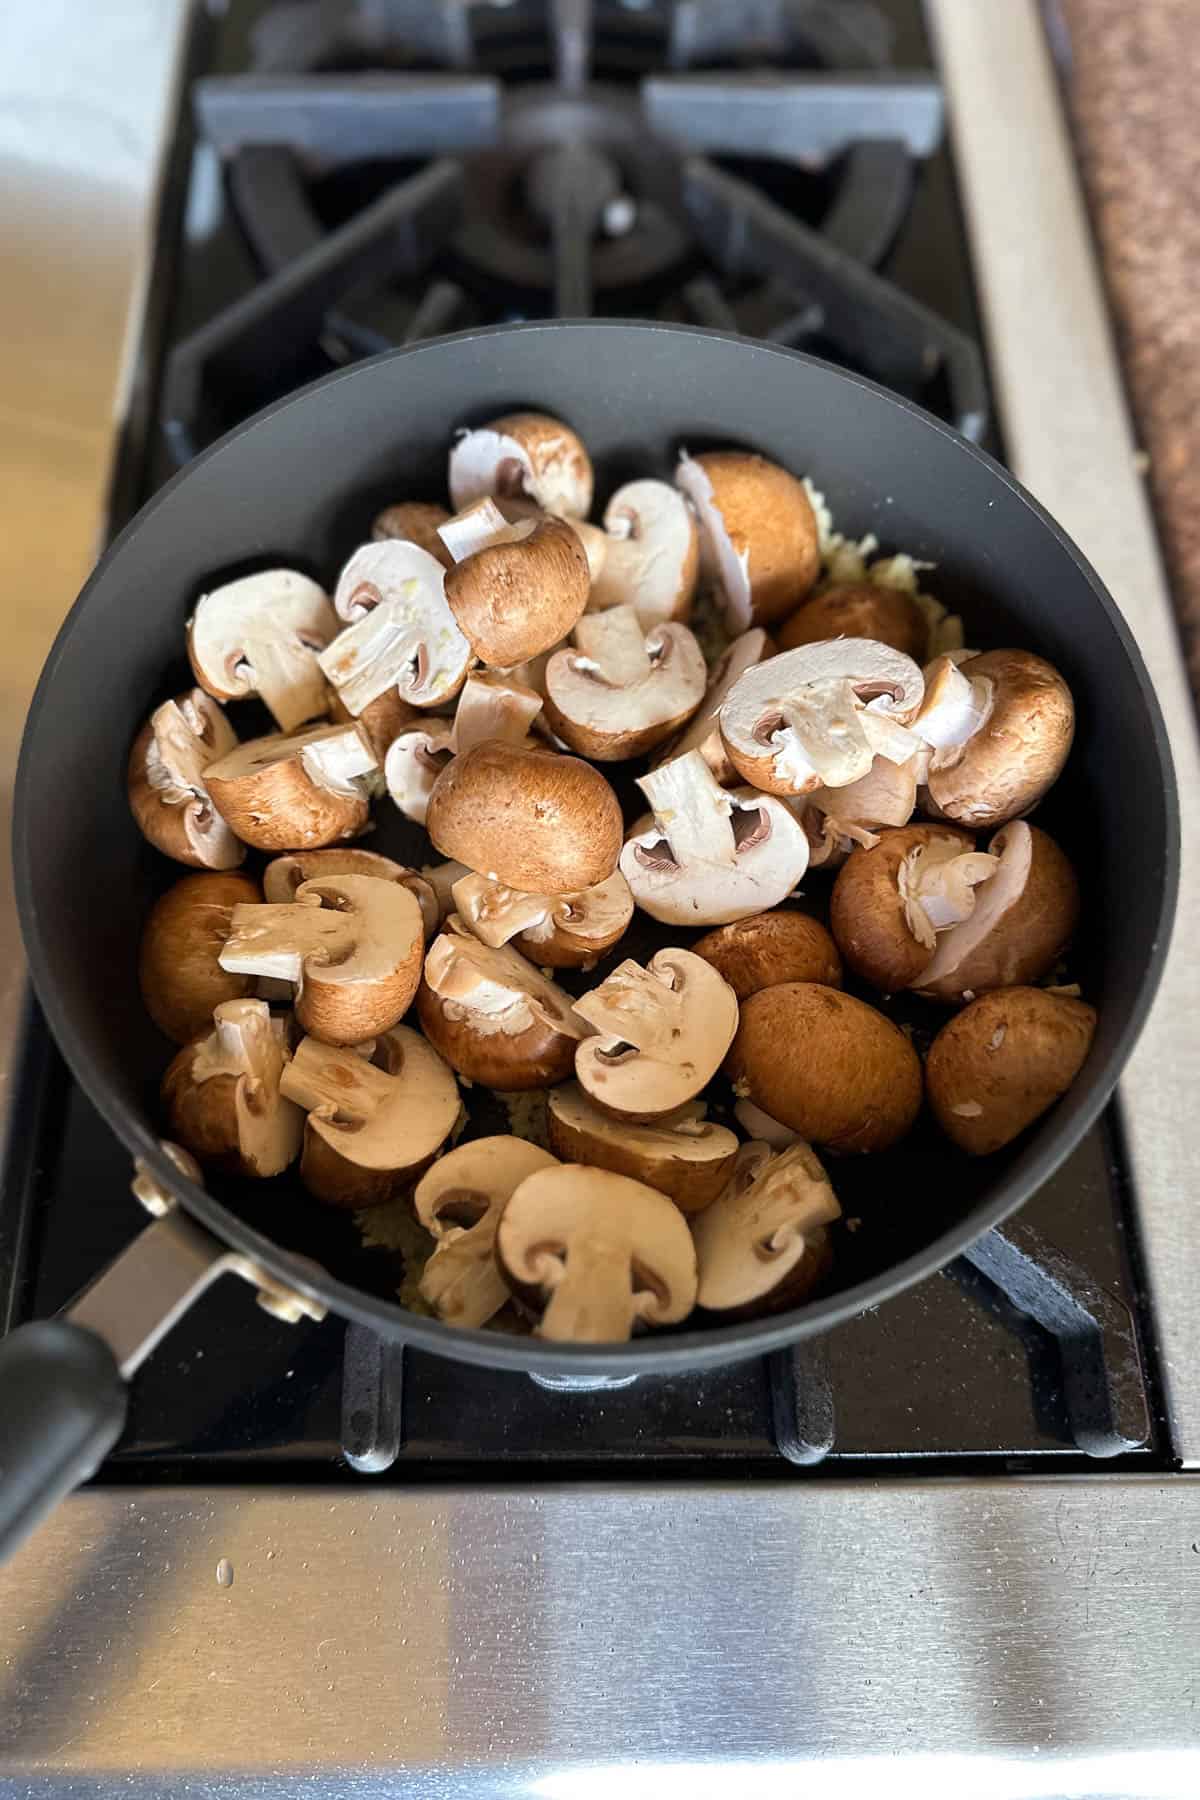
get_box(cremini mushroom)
[675,450,820,629]
[417,916,587,1088]
[139,870,261,1045]
[547,1082,738,1214]
[413,1136,559,1326]
[619,751,810,926]
[205,720,377,851]
[452,868,633,969]
[542,605,707,760]
[329,687,419,761]
[799,753,919,869]
[573,948,738,1121]
[720,640,925,796]
[926,986,1097,1154]
[914,648,1075,827]
[651,627,773,785]
[219,872,424,1044]
[693,1140,840,1316]
[426,741,623,894]
[727,983,922,1154]
[161,998,303,1178]
[387,664,541,828]
[371,500,453,567]
[188,569,337,732]
[448,410,593,520]
[421,859,472,924]
[778,581,927,660]
[128,689,245,870]
[587,479,700,627]
[443,514,590,667]
[692,909,842,1000]
[496,1164,698,1342]
[263,847,438,940]
[279,1024,460,1206]
[381,719,454,826]
[829,822,984,992]
[319,540,472,714]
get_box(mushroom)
[205,720,377,851]
[692,909,842,1001]
[619,752,810,926]
[452,868,634,969]
[416,916,587,1088]
[382,719,455,826]
[926,986,1097,1154]
[263,848,438,940]
[674,450,820,629]
[829,822,985,992]
[421,859,472,924]
[651,627,774,785]
[218,873,424,1045]
[279,1024,461,1207]
[161,998,303,1178]
[572,948,738,1121]
[187,569,337,732]
[799,753,919,869]
[914,649,1075,827]
[426,741,623,894]
[139,870,262,1044]
[542,606,707,761]
[547,1082,738,1214]
[778,581,927,660]
[693,1140,840,1316]
[443,514,590,667]
[319,541,472,714]
[726,983,922,1154]
[734,1099,800,1150]
[448,410,593,520]
[329,687,419,761]
[720,640,925,796]
[371,500,453,567]
[496,1165,698,1342]
[587,479,700,627]
[413,1136,560,1327]
[128,689,244,870]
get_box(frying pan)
[0,322,1177,1557]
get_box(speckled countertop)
[1058,0,1200,699]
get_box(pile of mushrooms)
[129,410,1095,1344]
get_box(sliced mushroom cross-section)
[128,688,244,870]
[452,868,633,969]
[693,1139,841,1315]
[319,540,472,714]
[543,605,707,761]
[572,947,738,1121]
[188,569,337,732]
[587,479,700,627]
[161,998,303,1178]
[413,1136,560,1327]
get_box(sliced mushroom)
[547,1082,738,1214]
[188,569,337,732]
[720,640,925,796]
[452,868,634,969]
[128,689,244,870]
[619,752,810,926]
[587,480,700,627]
[572,948,738,1121]
[542,605,707,760]
[727,983,922,1154]
[421,859,472,924]
[280,1024,460,1207]
[371,500,453,567]
[263,848,438,940]
[416,916,587,1088]
[693,1140,840,1316]
[915,649,1075,827]
[329,686,419,761]
[139,871,261,1044]
[413,1136,560,1327]
[778,581,927,660]
[219,873,424,1045]
[799,753,919,869]
[161,999,303,1178]
[651,627,773,785]
[692,909,842,1000]
[426,741,623,894]
[443,514,590,667]
[926,986,1097,1154]
[205,721,377,851]
[448,411,593,520]
[675,450,820,629]
[496,1164,698,1342]
[829,822,984,992]
[385,665,544,826]
[319,541,472,714]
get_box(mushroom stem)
[636,755,737,867]
[299,724,378,796]
[279,1040,395,1118]
[914,656,994,757]
[220,895,357,984]
[571,607,653,686]
[539,1245,640,1344]
[250,636,330,736]
[899,842,999,950]
[777,678,874,788]
[437,497,534,563]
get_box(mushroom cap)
[139,871,262,1045]
[371,500,453,567]
[726,983,922,1153]
[542,607,707,761]
[321,540,472,712]
[830,822,977,992]
[926,986,1097,1154]
[924,648,1075,827]
[588,479,700,627]
[413,1136,560,1327]
[573,947,739,1121]
[496,1164,698,1342]
[187,569,336,732]
[692,909,842,1001]
[263,847,437,939]
[128,690,244,870]
[443,514,590,667]
[426,741,623,895]
[417,917,586,1089]
[452,868,634,968]
[652,627,774,784]
[778,581,927,660]
[448,410,594,520]
[546,1082,738,1214]
[205,721,377,852]
[675,450,820,629]
[161,999,303,1179]
[693,1139,841,1313]
[914,821,1080,1003]
[329,686,420,761]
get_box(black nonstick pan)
[0,322,1178,1555]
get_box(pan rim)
[13,320,1180,1376]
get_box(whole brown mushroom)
[778,582,927,660]
[371,500,453,566]
[926,986,1097,1154]
[443,514,590,667]
[675,451,820,629]
[139,870,262,1044]
[915,648,1075,828]
[692,910,842,1001]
